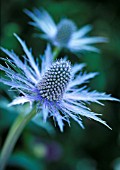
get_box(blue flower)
[25,8,108,53]
[0,34,119,131]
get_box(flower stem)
[0,107,36,170]
[53,46,61,60]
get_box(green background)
[0,0,120,170]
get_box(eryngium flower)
[0,34,119,131]
[25,8,107,53]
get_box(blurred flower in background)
[25,8,107,54]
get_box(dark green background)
[0,0,120,170]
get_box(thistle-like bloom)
[25,8,107,53]
[0,34,119,131]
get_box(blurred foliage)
[0,0,120,170]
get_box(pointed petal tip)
[81,124,85,129]
[0,46,4,51]
[58,120,64,132]
[24,9,33,16]
[13,33,17,37]
[109,127,112,130]
[60,127,64,132]
[102,37,109,42]
[95,37,109,43]
[113,98,120,102]
[97,118,112,130]
[85,24,93,28]
[107,97,120,102]
[105,123,112,130]
[0,47,11,56]
[8,102,14,107]
[83,24,93,32]
[7,103,11,107]
[23,8,28,14]
[13,33,24,44]
[13,33,21,42]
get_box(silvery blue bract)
[0,34,119,131]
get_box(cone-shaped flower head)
[0,34,119,131]
[25,8,108,53]
[54,19,76,47]
[37,60,71,101]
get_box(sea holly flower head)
[25,8,108,53]
[0,34,119,132]
[37,59,71,101]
